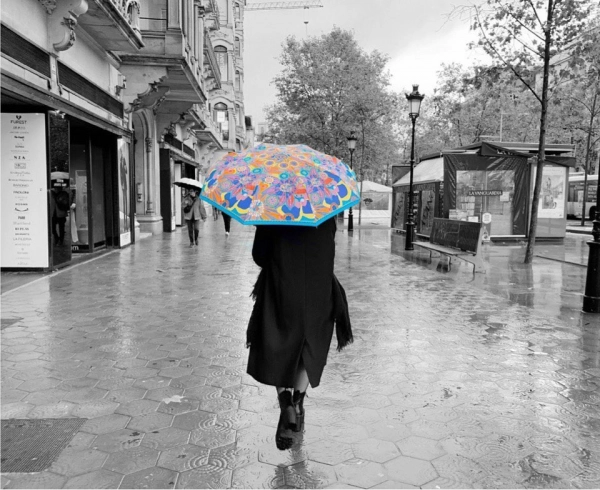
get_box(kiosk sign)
[1,113,49,268]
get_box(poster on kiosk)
[1,113,49,268]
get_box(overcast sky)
[243,0,487,124]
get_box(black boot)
[276,390,296,450]
[293,390,306,432]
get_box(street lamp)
[347,131,358,232]
[583,168,600,312]
[405,84,424,251]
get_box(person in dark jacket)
[182,189,207,247]
[222,212,231,237]
[247,217,352,450]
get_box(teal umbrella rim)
[200,193,359,227]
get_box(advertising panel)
[1,113,49,268]
[538,166,565,219]
[117,139,131,246]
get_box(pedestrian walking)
[182,189,207,247]
[222,212,231,237]
[246,217,352,450]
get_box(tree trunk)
[524,0,553,264]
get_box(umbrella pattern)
[201,144,359,226]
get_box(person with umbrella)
[179,180,207,247]
[201,144,356,450]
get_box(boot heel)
[276,390,295,450]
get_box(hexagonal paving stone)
[169,375,207,390]
[159,366,194,379]
[124,367,160,379]
[432,454,489,485]
[173,410,216,431]
[174,465,232,488]
[144,386,184,402]
[384,456,438,486]
[93,429,144,453]
[16,377,62,392]
[306,439,354,466]
[116,399,160,416]
[406,419,452,441]
[62,388,108,403]
[258,443,308,467]
[158,397,200,416]
[133,377,172,390]
[353,438,401,463]
[207,443,257,471]
[215,409,258,431]
[198,396,239,413]
[183,385,223,401]
[141,427,191,450]
[81,413,131,435]
[63,469,123,489]
[28,401,77,418]
[58,377,99,391]
[370,481,419,489]
[1,471,67,489]
[127,412,173,432]
[157,444,209,472]
[334,459,388,488]
[49,448,108,477]
[105,387,147,403]
[286,460,338,488]
[231,462,285,489]
[190,425,236,449]
[72,400,120,419]
[103,446,160,475]
[121,466,179,489]
[397,436,447,461]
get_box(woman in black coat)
[247,217,352,450]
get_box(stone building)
[1,0,252,271]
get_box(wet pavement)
[1,218,599,489]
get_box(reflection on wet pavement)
[1,220,599,489]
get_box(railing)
[107,0,141,31]
[139,17,167,31]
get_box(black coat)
[246,218,352,388]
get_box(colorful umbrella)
[200,143,359,226]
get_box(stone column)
[145,137,154,214]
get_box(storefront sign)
[1,113,49,268]
[467,190,503,196]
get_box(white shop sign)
[1,113,49,268]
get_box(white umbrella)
[174,177,203,190]
[51,171,69,181]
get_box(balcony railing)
[139,17,167,31]
[79,0,144,50]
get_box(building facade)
[1,0,252,271]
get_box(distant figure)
[182,189,207,247]
[247,218,352,450]
[222,212,231,237]
[51,187,70,246]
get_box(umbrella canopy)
[174,177,203,191]
[51,171,69,181]
[200,143,359,226]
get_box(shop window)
[456,170,515,235]
[214,102,229,140]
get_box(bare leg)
[293,363,309,393]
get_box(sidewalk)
[1,219,599,489]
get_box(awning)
[392,157,444,187]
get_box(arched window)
[235,71,241,91]
[214,46,229,81]
[234,37,241,57]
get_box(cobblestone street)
[1,218,599,489]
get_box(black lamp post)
[583,172,600,312]
[405,84,424,251]
[347,131,358,232]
